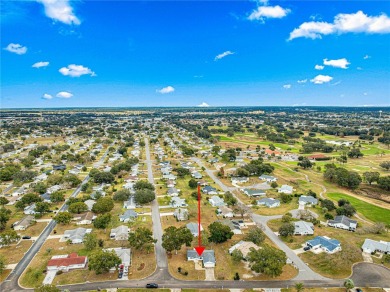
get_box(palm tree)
[295,282,304,292]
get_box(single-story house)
[328,215,357,231]
[361,239,390,254]
[192,172,203,179]
[243,189,266,197]
[73,212,95,225]
[119,210,138,223]
[167,187,180,197]
[173,208,189,221]
[187,249,216,268]
[218,206,234,218]
[294,221,314,236]
[299,195,318,206]
[231,177,249,184]
[123,197,137,209]
[13,215,35,231]
[170,197,188,208]
[209,196,225,207]
[186,222,203,237]
[63,228,92,244]
[202,186,218,195]
[257,198,280,208]
[53,164,66,171]
[110,225,130,241]
[167,180,176,188]
[47,253,87,272]
[306,236,341,254]
[278,185,293,194]
[228,240,260,259]
[259,175,277,182]
[104,248,131,270]
[217,219,242,234]
[84,199,96,211]
[24,203,36,215]
[41,193,52,203]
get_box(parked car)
[22,236,31,239]
[118,272,123,279]
[303,246,311,251]
[146,283,158,288]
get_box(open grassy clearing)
[327,192,390,225]
[0,269,12,283]
[0,240,33,264]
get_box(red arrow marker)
[195,183,205,256]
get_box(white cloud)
[297,79,307,83]
[41,93,53,99]
[289,11,390,40]
[59,64,96,77]
[248,5,290,21]
[214,51,234,61]
[315,65,324,70]
[310,75,333,84]
[37,0,80,25]
[56,91,73,98]
[323,58,350,69]
[32,61,49,68]
[283,84,291,89]
[156,86,175,94]
[363,92,368,96]
[363,54,371,59]
[198,102,210,107]
[4,43,27,55]
[357,67,363,70]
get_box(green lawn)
[327,192,390,224]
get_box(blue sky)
[1,0,390,108]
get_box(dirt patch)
[356,186,390,204]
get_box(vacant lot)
[327,192,390,225]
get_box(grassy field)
[327,192,390,224]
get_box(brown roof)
[47,253,87,267]
[73,212,94,221]
[265,149,281,155]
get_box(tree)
[0,230,20,246]
[0,208,11,231]
[271,181,278,188]
[162,226,194,254]
[208,222,234,243]
[92,197,114,214]
[34,285,61,292]
[35,202,51,214]
[231,249,243,263]
[336,204,356,217]
[84,233,98,251]
[363,172,380,185]
[282,213,292,223]
[50,191,65,203]
[247,245,287,277]
[295,282,304,292]
[0,254,6,274]
[33,182,47,194]
[378,176,390,191]
[348,148,363,158]
[320,199,336,211]
[93,171,115,184]
[134,189,155,205]
[88,249,121,274]
[134,180,155,191]
[225,192,237,206]
[280,193,292,203]
[0,197,9,206]
[54,212,73,224]
[298,157,313,169]
[68,202,88,214]
[128,227,156,251]
[234,202,250,218]
[344,279,354,291]
[244,226,265,245]
[93,213,111,229]
[113,189,131,201]
[173,168,190,178]
[379,161,390,171]
[279,223,295,237]
[188,179,198,189]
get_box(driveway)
[205,268,215,281]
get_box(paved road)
[192,157,325,281]
[144,137,168,269]
[0,146,111,291]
